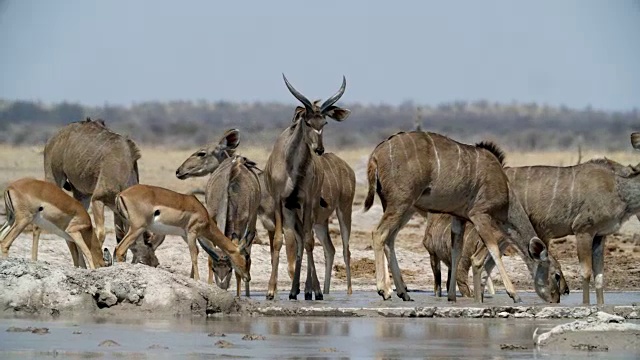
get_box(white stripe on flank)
[398,136,411,172]
[524,167,531,212]
[327,159,337,201]
[426,133,440,179]
[546,167,560,214]
[388,139,394,172]
[569,167,576,215]
[474,148,480,185]
[455,143,462,173]
[408,135,424,180]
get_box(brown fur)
[263,75,350,300]
[422,213,481,297]
[260,153,356,295]
[205,156,261,297]
[43,118,145,262]
[364,131,564,303]
[174,130,261,297]
[113,184,250,282]
[487,155,640,305]
[0,178,105,269]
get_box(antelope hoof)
[304,292,312,300]
[315,293,323,301]
[447,295,457,302]
[398,292,412,301]
[289,293,298,300]
[266,292,275,301]
[378,289,391,300]
[512,295,523,304]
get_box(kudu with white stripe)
[264,74,350,300]
[471,135,640,305]
[422,212,486,297]
[44,118,145,256]
[260,152,356,295]
[364,131,564,303]
[200,156,261,297]
[174,130,261,296]
[424,212,570,299]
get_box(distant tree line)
[0,98,638,152]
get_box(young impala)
[0,178,105,269]
[112,184,251,282]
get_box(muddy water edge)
[1,314,639,359]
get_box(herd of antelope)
[1,74,639,306]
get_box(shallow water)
[249,289,640,307]
[0,316,638,359]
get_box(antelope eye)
[555,272,561,281]
[197,151,206,157]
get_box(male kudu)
[263,74,350,300]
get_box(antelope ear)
[528,237,548,261]
[292,106,305,123]
[323,106,350,121]
[220,129,240,149]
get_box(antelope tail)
[0,190,15,240]
[363,155,378,212]
[114,194,129,222]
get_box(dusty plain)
[1,144,639,300]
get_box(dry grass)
[0,144,638,196]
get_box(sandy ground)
[1,145,640,301]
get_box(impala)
[0,178,105,269]
[112,184,251,282]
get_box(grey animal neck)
[285,121,312,175]
[504,187,538,273]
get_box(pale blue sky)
[1,0,639,110]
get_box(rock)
[613,306,640,319]
[207,332,226,337]
[594,311,624,323]
[98,340,120,347]
[215,340,234,348]
[0,258,240,317]
[242,334,266,340]
[31,327,49,335]
[535,307,595,319]
[6,327,33,333]
[572,343,609,352]
[6,326,49,334]
[535,311,640,349]
[500,344,528,350]
[412,307,436,317]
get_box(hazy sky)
[1,0,639,110]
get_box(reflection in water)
[0,316,634,359]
